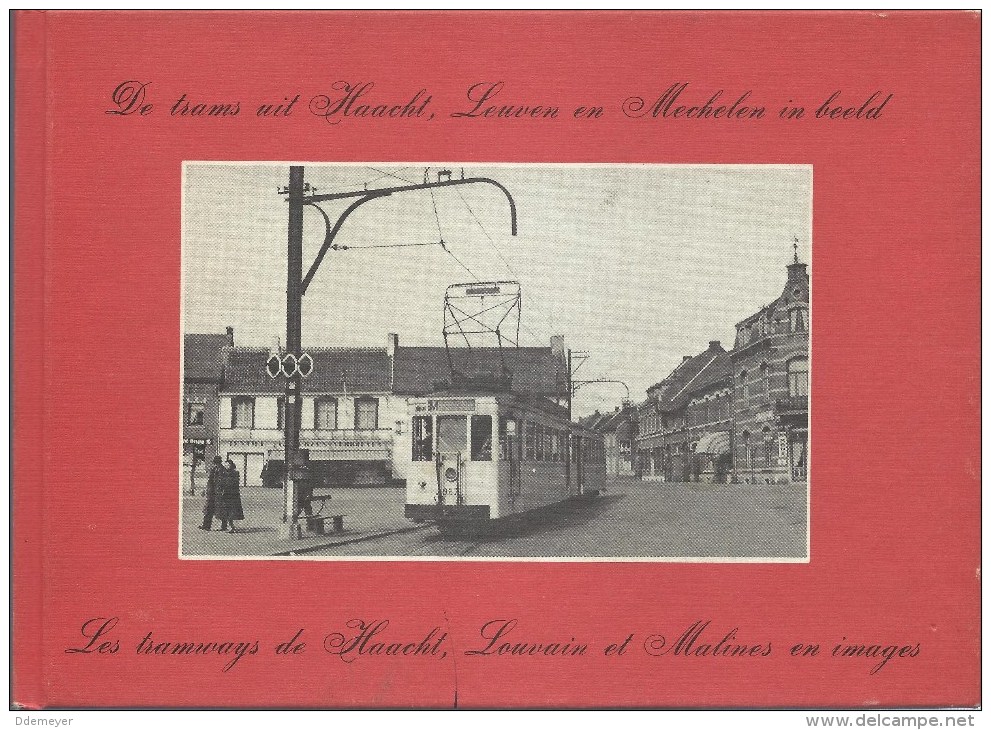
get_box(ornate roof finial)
[793,236,800,264]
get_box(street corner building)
[181,327,234,486]
[181,332,571,490]
[635,258,809,485]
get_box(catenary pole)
[283,166,305,537]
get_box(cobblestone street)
[181,477,806,559]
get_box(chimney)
[386,333,399,357]
[550,335,565,359]
[683,356,691,362]
[709,340,721,350]
[226,326,234,345]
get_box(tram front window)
[436,415,467,454]
[471,415,493,461]
[412,416,433,461]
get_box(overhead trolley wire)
[456,188,523,280]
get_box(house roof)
[648,343,729,411]
[184,333,229,381]
[222,347,392,394]
[219,343,567,398]
[672,351,732,406]
[582,407,635,439]
[578,411,607,430]
[393,346,567,397]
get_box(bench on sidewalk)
[305,514,345,535]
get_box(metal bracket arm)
[299,177,518,295]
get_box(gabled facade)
[730,260,809,483]
[633,255,810,485]
[182,327,234,488]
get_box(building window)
[471,415,493,461]
[186,401,205,426]
[354,397,379,430]
[412,415,433,462]
[790,308,808,333]
[231,397,254,429]
[759,362,769,398]
[314,397,338,430]
[787,358,809,397]
[762,427,773,467]
[740,370,749,401]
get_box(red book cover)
[11,10,980,710]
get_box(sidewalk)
[180,485,417,557]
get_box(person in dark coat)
[218,458,245,533]
[289,449,316,524]
[199,456,224,530]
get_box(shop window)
[787,358,809,397]
[471,415,493,461]
[186,401,205,426]
[412,415,433,462]
[525,422,536,461]
[354,397,379,430]
[314,397,338,430]
[232,396,254,429]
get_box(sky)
[183,163,811,417]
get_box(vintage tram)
[404,388,607,533]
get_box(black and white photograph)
[181,163,811,561]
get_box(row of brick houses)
[634,258,809,484]
[579,404,636,477]
[182,332,569,488]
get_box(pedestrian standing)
[199,456,224,530]
[290,449,315,525]
[218,458,245,533]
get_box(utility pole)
[282,166,305,536]
[278,166,517,539]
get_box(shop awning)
[695,431,730,454]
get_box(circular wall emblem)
[444,467,458,482]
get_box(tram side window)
[499,417,517,460]
[436,415,467,454]
[471,415,493,461]
[525,422,535,461]
[412,416,433,462]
